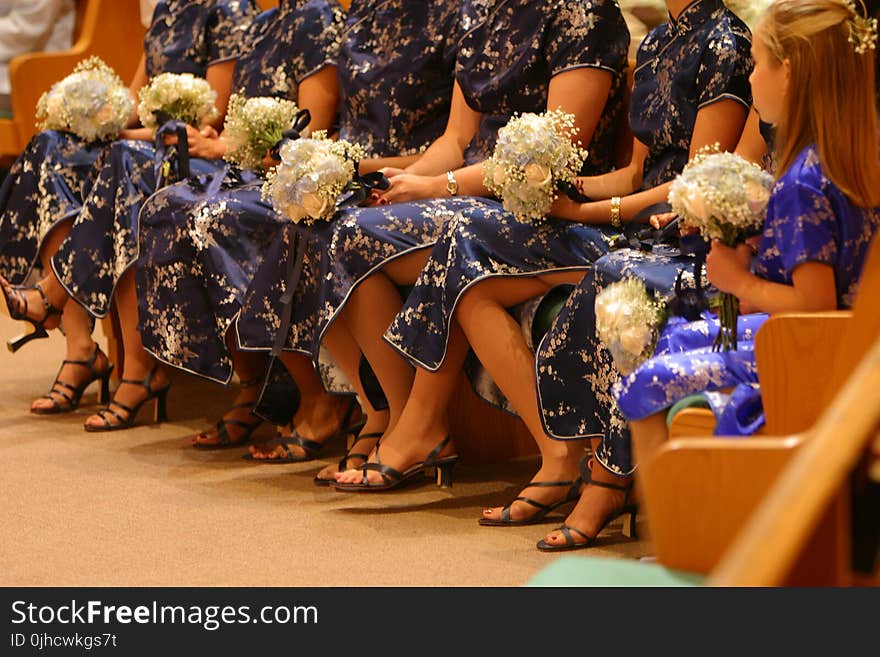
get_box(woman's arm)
[382,67,615,203]
[554,98,749,224]
[124,54,149,130]
[296,65,340,134]
[735,107,769,166]
[205,59,237,129]
[707,241,838,313]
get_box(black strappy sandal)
[536,478,638,552]
[313,431,383,486]
[1,280,63,352]
[192,376,263,450]
[84,364,170,432]
[32,344,114,415]
[242,397,364,463]
[331,435,459,492]
[478,478,584,526]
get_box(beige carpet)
[0,313,650,586]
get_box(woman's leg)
[334,250,430,426]
[83,269,169,429]
[456,273,589,521]
[191,342,267,447]
[313,321,390,480]
[539,437,634,548]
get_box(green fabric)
[526,556,705,587]
[666,393,711,428]
[531,283,575,344]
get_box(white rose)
[680,187,712,222]
[301,192,328,219]
[492,166,508,186]
[619,326,653,357]
[46,94,64,118]
[744,180,770,214]
[95,104,115,125]
[524,162,552,187]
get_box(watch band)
[446,170,459,196]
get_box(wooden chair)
[639,234,880,581]
[0,0,145,165]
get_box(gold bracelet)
[610,196,622,228]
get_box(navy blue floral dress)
[530,0,753,474]
[0,0,253,286]
[141,0,456,384]
[49,0,256,318]
[615,145,880,441]
[382,0,634,371]
[235,0,462,359]
[238,0,630,374]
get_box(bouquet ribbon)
[268,108,312,160]
[154,111,191,186]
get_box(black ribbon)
[558,180,592,203]
[154,111,191,186]
[268,108,312,161]
[340,169,391,208]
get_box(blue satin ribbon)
[154,111,191,188]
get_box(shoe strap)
[359,461,400,486]
[61,344,108,379]
[120,364,161,394]
[34,282,62,319]
[423,435,452,466]
[283,434,322,458]
[523,479,578,490]
[588,478,633,494]
[559,524,592,546]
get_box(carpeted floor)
[0,313,650,586]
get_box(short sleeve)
[544,0,630,77]
[771,180,839,276]
[438,3,464,71]
[696,26,753,108]
[290,1,345,82]
[206,0,256,66]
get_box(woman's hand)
[261,150,280,172]
[649,212,677,230]
[706,240,753,295]
[377,172,445,204]
[185,125,225,159]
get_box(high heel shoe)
[193,376,263,450]
[242,396,364,463]
[331,435,459,492]
[536,479,638,552]
[84,364,170,432]
[1,280,62,352]
[478,478,583,526]
[313,431,382,486]
[32,344,114,415]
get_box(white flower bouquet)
[222,94,301,171]
[36,57,133,142]
[595,278,666,376]
[137,72,218,129]
[483,109,587,222]
[262,132,366,224]
[668,147,775,350]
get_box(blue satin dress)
[0,0,253,286]
[236,0,630,379]
[49,0,256,318]
[615,145,879,441]
[530,0,754,475]
[234,0,461,361]
[140,0,457,384]
[382,0,634,373]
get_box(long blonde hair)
[759,0,880,207]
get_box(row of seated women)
[1,0,878,552]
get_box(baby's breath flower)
[595,278,666,375]
[222,94,300,171]
[36,57,133,142]
[137,72,218,129]
[262,132,365,225]
[483,109,587,222]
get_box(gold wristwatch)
[445,170,459,196]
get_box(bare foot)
[480,464,583,525]
[31,344,110,413]
[1,276,63,330]
[540,473,634,548]
[192,383,262,448]
[83,363,169,430]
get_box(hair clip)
[846,0,878,54]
